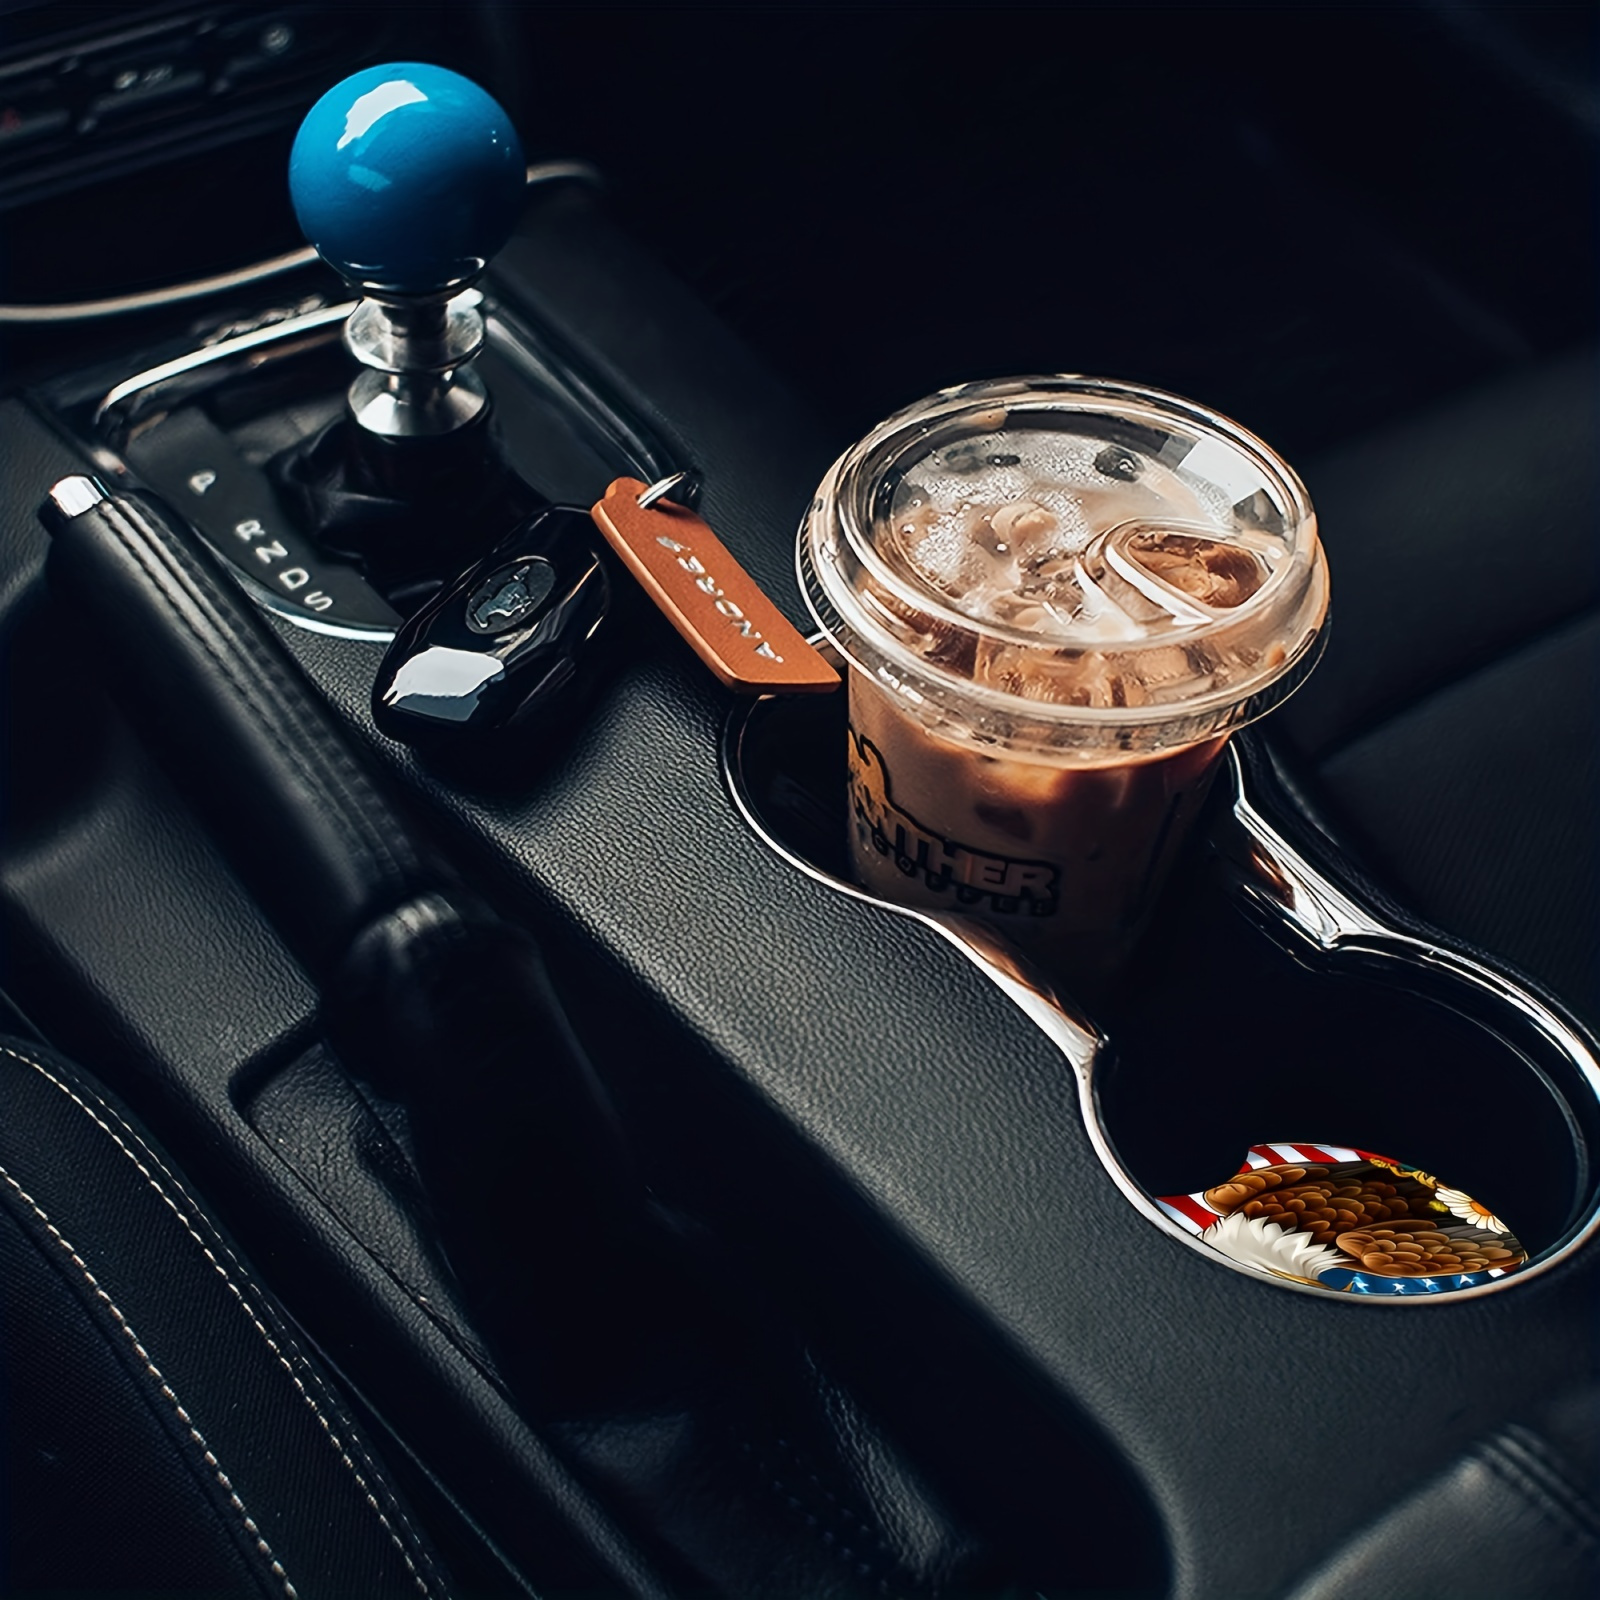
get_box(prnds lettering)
[848,731,1058,916]
[655,536,782,661]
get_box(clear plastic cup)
[799,376,1329,979]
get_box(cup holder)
[724,676,1600,1302]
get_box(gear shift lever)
[289,62,526,442]
[286,63,624,748]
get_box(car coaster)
[1157,1144,1527,1295]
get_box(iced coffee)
[799,377,1329,977]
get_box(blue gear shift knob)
[289,62,525,297]
[289,64,525,438]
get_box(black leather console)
[4,175,1599,1600]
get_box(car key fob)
[372,503,613,745]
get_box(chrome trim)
[94,302,357,428]
[722,673,1600,1304]
[86,301,395,641]
[1079,745,1600,1303]
[345,292,485,376]
[721,692,1103,1078]
[243,581,399,643]
[0,159,603,327]
[521,157,604,191]
[77,276,683,644]
[342,288,491,439]
[91,288,682,483]
[72,245,680,643]
[0,248,321,326]
[347,364,489,438]
[43,473,109,526]
[1211,752,1600,1207]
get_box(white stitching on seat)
[0,1162,299,1600]
[0,1044,433,1598]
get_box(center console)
[4,53,1599,1600]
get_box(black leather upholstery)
[32,437,1057,1598]
[1280,348,1600,1023]
[5,177,1600,1600]
[0,400,682,1595]
[1281,350,1599,754]
[44,486,436,985]
[1283,1386,1600,1600]
[260,192,1600,1598]
[0,1032,450,1597]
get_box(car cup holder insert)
[724,669,1600,1303]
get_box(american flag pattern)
[1157,1142,1524,1296]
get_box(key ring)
[636,469,700,510]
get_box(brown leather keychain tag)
[592,477,840,695]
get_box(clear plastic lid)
[800,376,1330,759]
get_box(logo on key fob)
[465,558,556,635]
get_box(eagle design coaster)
[1158,1143,1526,1295]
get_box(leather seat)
[0,1031,452,1597]
[1267,347,1600,1597]
[1277,347,1599,1026]
[1283,1385,1600,1600]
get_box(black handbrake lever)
[38,474,680,1411]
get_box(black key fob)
[372,504,612,745]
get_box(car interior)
[1,3,1597,1597]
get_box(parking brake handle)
[40,474,673,1410]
